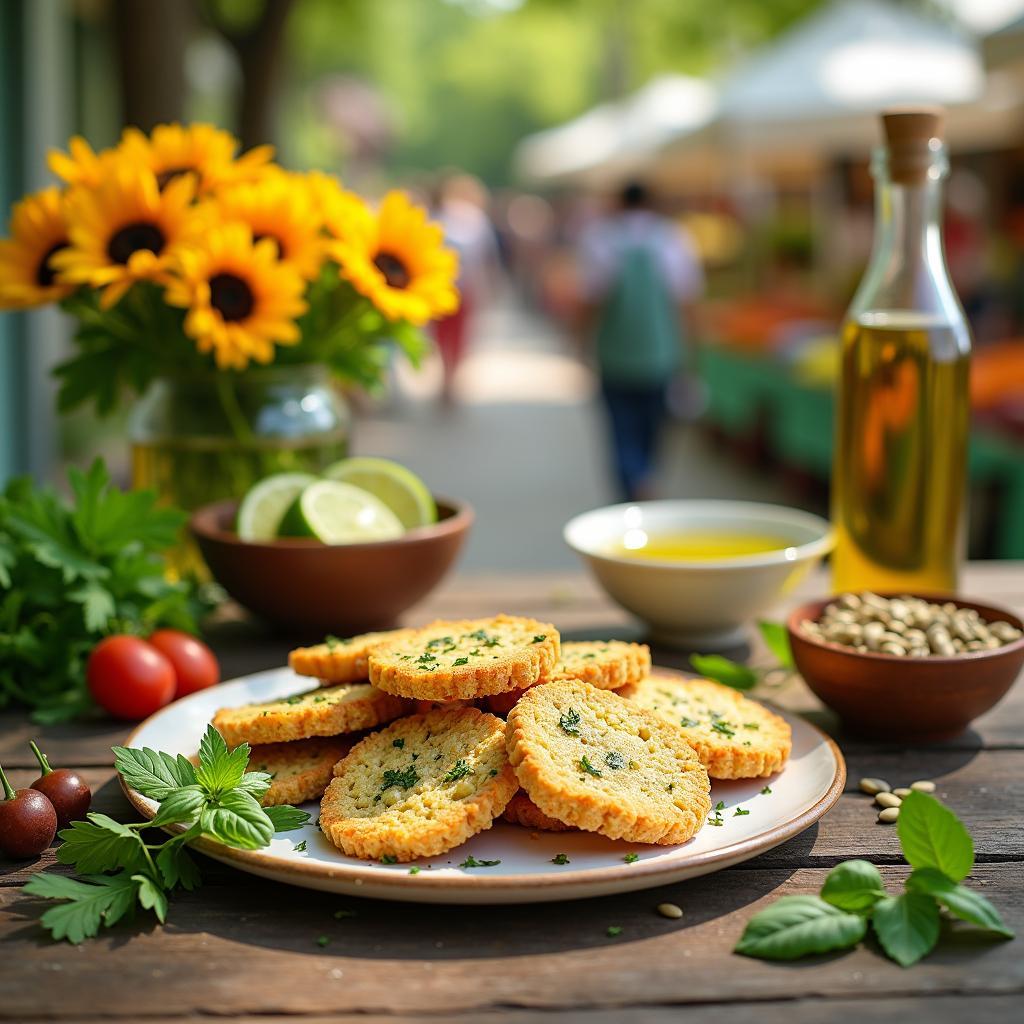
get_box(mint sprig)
[735,791,1013,966]
[24,725,309,943]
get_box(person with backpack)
[577,181,704,501]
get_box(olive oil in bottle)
[831,111,971,594]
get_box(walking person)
[578,181,704,501]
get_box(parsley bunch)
[0,459,205,722]
[24,725,309,943]
[735,792,1013,965]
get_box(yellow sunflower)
[47,136,117,189]
[52,163,200,309]
[119,123,273,195]
[330,190,459,325]
[165,222,307,370]
[210,172,325,280]
[315,173,373,243]
[0,187,74,309]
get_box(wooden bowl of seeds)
[787,592,1024,743]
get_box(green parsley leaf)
[55,814,146,875]
[604,751,626,770]
[195,725,250,796]
[264,805,311,832]
[761,786,772,795]
[579,755,602,778]
[689,654,757,691]
[532,635,547,643]
[711,720,736,738]
[735,895,867,960]
[606,925,622,937]
[112,746,197,801]
[452,657,469,666]
[381,765,419,791]
[443,759,473,784]
[149,786,206,829]
[380,855,398,864]
[733,807,750,816]
[24,872,140,944]
[558,707,581,736]
[551,853,570,865]
[820,860,886,913]
[459,856,501,868]
[757,620,794,669]
[897,792,973,882]
[906,867,1014,938]
[133,871,168,923]
[871,892,940,967]
[623,853,639,864]
[408,866,421,874]
[155,837,202,891]
[200,789,274,850]
[294,840,307,853]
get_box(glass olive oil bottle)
[832,110,971,594]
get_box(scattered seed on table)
[911,780,936,793]
[875,792,902,809]
[657,903,683,919]
[859,777,891,795]
[892,787,912,798]
[878,807,900,824]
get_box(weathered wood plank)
[1,864,1018,1020]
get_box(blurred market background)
[3,0,1024,572]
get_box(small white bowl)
[564,500,834,649]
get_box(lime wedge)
[277,480,405,543]
[322,457,436,529]
[237,472,317,541]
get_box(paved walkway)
[354,289,791,572]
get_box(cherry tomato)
[87,635,175,721]
[148,629,220,699]
[29,741,92,830]
[0,761,57,859]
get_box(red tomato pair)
[87,630,220,721]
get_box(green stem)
[214,374,256,446]
[29,741,52,775]
[0,762,16,801]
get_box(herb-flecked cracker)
[506,679,711,845]
[501,792,575,832]
[289,629,416,684]
[319,706,519,861]
[619,673,791,780]
[212,684,408,747]
[246,737,356,806]
[552,640,651,690]
[368,614,560,701]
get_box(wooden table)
[2,564,1022,1024]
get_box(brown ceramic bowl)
[191,497,472,634]
[787,594,1024,743]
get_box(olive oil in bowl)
[610,531,794,562]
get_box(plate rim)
[120,669,847,896]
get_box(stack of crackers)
[210,614,792,862]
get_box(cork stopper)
[881,108,945,184]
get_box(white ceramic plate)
[123,668,845,904]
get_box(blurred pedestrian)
[431,173,499,404]
[578,181,704,500]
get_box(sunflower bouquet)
[0,123,459,410]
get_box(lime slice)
[322,457,436,529]
[237,472,317,541]
[277,480,405,543]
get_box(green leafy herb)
[0,459,207,722]
[760,786,772,795]
[688,654,757,691]
[558,707,581,736]
[623,853,639,864]
[708,800,725,826]
[711,719,736,738]
[680,717,699,728]
[392,739,405,749]
[315,935,331,947]
[606,925,622,937]
[735,793,1013,966]
[452,657,469,666]
[294,840,307,853]
[757,620,794,669]
[444,760,473,784]
[579,755,602,778]
[551,853,570,865]
[733,807,750,816]
[381,765,420,791]
[532,634,547,643]
[380,855,398,864]
[408,866,421,874]
[735,895,867,960]
[604,751,626,770]
[28,724,309,944]
[459,856,501,868]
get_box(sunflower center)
[156,166,193,190]
[209,273,254,322]
[36,241,68,287]
[108,222,165,265]
[254,233,287,259]
[374,251,410,289]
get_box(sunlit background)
[3,0,1024,571]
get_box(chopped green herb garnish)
[532,634,547,643]
[294,840,307,852]
[444,759,473,783]
[708,800,726,826]
[743,723,760,730]
[381,765,419,791]
[606,925,622,937]
[315,935,330,947]
[680,717,699,728]
[579,755,602,778]
[558,707,581,736]
[452,657,469,667]
[408,866,421,875]
[393,738,405,749]
[325,634,350,649]
[711,720,736,738]
[488,768,497,777]
[761,785,772,795]
[604,751,626,770]
[459,856,501,868]
[551,853,570,865]
[380,854,398,864]
[333,909,357,919]
[734,808,750,816]
[624,853,639,864]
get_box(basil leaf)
[820,859,886,913]
[689,654,757,691]
[132,872,168,924]
[897,791,973,882]
[871,892,941,967]
[264,805,312,833]
[758,621,794,669]
[195,725,249,796]
[734,895,866,960]
[907,867,1014,939]
[201,789,274,850]
[55,814,146,875]
[113,745,196,800]
[149,786,206,829]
